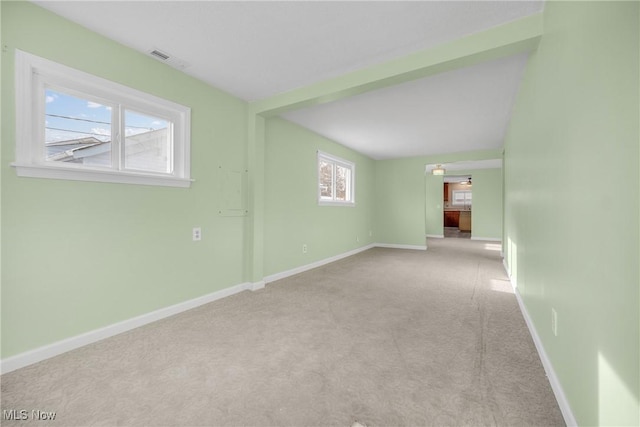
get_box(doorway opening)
[443,175,472,238]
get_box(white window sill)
[11,162,193,188]
[318,200,356,207]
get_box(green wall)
[375,150,503,246]
[264,118,375,276]
[503,1,639,425]
[1,2,248,358]
[374,157,429,247]
[425,173,444,238]
[469,168,503,240]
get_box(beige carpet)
[1,238,565,426]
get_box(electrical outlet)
[369,230,372,237]
[551,308,558,336]
[192,227,202,241]
[302,244,307,254]
[356,236,360,242]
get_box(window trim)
[12,49,192,188]
[317,150,356,206]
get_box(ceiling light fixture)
[432,165,445,176]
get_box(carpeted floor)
[1,238,565,426]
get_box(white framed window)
[317,150,355,206]
[452,190,472,206]
[12,50,192,188]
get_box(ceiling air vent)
[150,49,170,61]
[147,48,189,70]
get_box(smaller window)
[452,190,472,206]
[317,151,355,206]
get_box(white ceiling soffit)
[282,54,529,160]
[426,159,503,174]
[443,175,472,183]
[33,1,543,102]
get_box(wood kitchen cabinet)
[443,183,449,201]
[444,210,460,227]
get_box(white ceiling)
[443,175,472,183]
[283,54,529,159]
[33,0,543,160]
[426,159,503,174]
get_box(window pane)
[452,190,472,205]
[317,153,355,205]
[336,164,350,201]
[319,160,333,199]
[45,89,112,166]
[124,110,172,174]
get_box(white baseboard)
[264,242,432,285]
[502,261,577,426]
[375,243,427,251]
[470,236,502,242]
[264,244,375,283]
[0,281,254,374]
[2,242,436,374]
[426,234,444,238]
[249,281,265,291]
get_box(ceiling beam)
[250,13,543,117]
